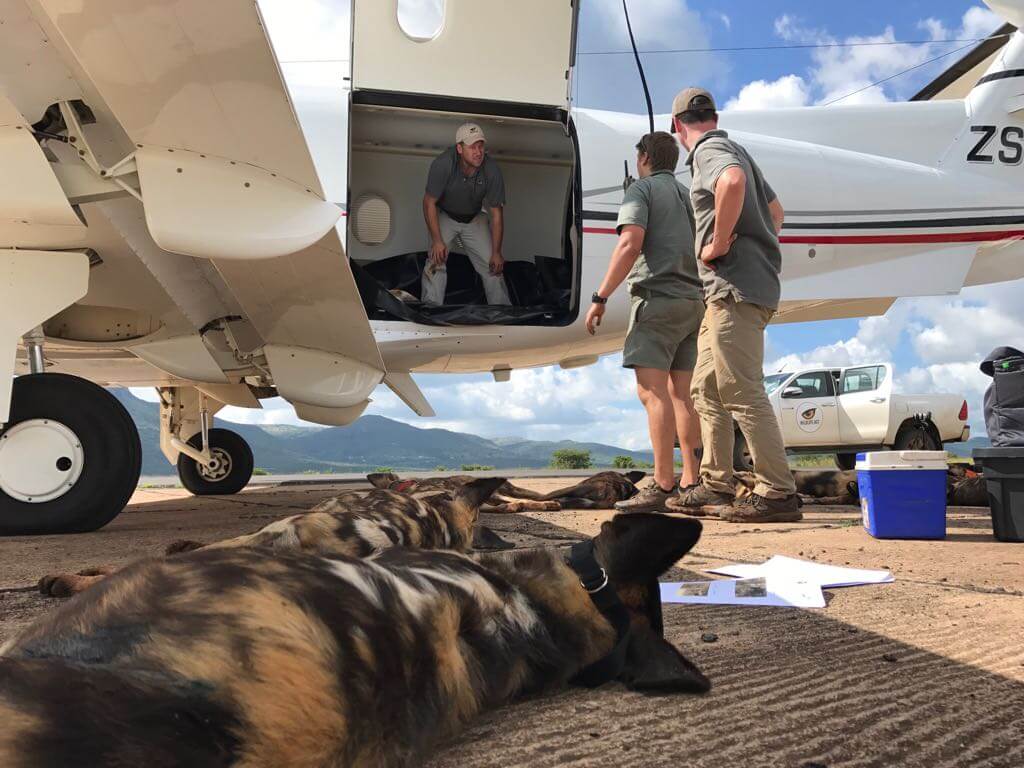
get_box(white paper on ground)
[706,555,894,588]
[660,576,826,608]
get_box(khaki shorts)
[622,295,705,371]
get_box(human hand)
[700,233,738,266]
[429,240,449,266]
[489,252,505,276]
[585,303,606,335]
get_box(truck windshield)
[764,373,789,395]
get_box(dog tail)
[0,657,239,767]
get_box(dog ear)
[597,513,702,586]
[366,472,398,489]
[619,624,710,694]
[624,470,647,484]
[455,477,507,510]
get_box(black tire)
[733,430,753,472]
[893,421,941,452]
[0,374,141,535]
[177,428,254,496]
[836,453,857,471]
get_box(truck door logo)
[797,403,823,433]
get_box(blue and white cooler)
[856,451,948,540]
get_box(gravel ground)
[1,478,1021,768]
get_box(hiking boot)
[614,483,674,512]
[665,482,735,517]
[719,493,802,523]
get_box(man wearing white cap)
[421,122,511,306]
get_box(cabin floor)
[0,478,1021,767]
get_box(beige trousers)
[421,211,510,306]
[691,296,796,499]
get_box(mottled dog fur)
[3,514,709,767]
[367,470,648,511]
[39,478,506,598]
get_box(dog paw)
[38,574,88,598]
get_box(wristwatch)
[591,292,608,304]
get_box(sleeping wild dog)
[2,513,709,767]
[367,470,649,511]
[39,478,507,598]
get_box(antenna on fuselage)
[622,0,655,136]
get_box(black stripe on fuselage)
[976,69,1024,86]
[581,209,1024,230]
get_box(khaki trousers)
[691,296,796,499]
[421,211,511,306]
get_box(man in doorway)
[585,131,704,512]
[666,88,801,523]
[421,122,511,306]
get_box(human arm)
[586,224,645,334]
[489,205,504,275]
[422,194,448,265]
[701,166,744,265]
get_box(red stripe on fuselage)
[581,225,1024,244]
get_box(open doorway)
[347,94,581,326]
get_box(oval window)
[397,0,445,42]
[352,194,392,245]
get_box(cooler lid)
[856,450,948,471]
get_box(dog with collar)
[39,478,508,598]
[3,513,709,767]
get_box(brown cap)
[455,122,486,146]
[671,87,717,117]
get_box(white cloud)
[725,75,811,111]
[717,13,731,31]
[769,6,1002,106]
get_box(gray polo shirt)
[425,145,506,222]
[616,170,702,300]
[686,129,782,309]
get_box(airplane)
[1,0,1022,535]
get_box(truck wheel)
[893,421,940,452]
[733,430,753,472]
[836,453,857,471]
[0,374,141,535]
[177,428,254,496]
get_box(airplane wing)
[0,0,385,424]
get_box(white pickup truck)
[733,363,970,470]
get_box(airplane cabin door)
[351,0,580,113]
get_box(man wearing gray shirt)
[665,88,800,523]
[421,122,510,306]
[585,132,704,511]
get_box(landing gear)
[0,374,141,535]
[176,428,253,496]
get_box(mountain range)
[112,390,654,475]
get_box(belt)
[442,210,479,224]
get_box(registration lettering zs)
[967,125,1024,164]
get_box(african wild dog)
[367,470,648,511]
[2,513,709,767]
[38,478,507,598]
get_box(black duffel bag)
[980,346,1024,447]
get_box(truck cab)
[757,364,969,470]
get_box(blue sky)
[146,0,1017,450]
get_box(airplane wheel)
[177,428,253,496]
[0,374,141,535]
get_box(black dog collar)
[566,540,631,687]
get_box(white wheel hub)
[0,419,85,503]
[198,447,232,482]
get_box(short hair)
[675,108,718,126]
[635,131,679,173]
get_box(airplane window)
[397,0,445,41]
[352,194,392,245]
